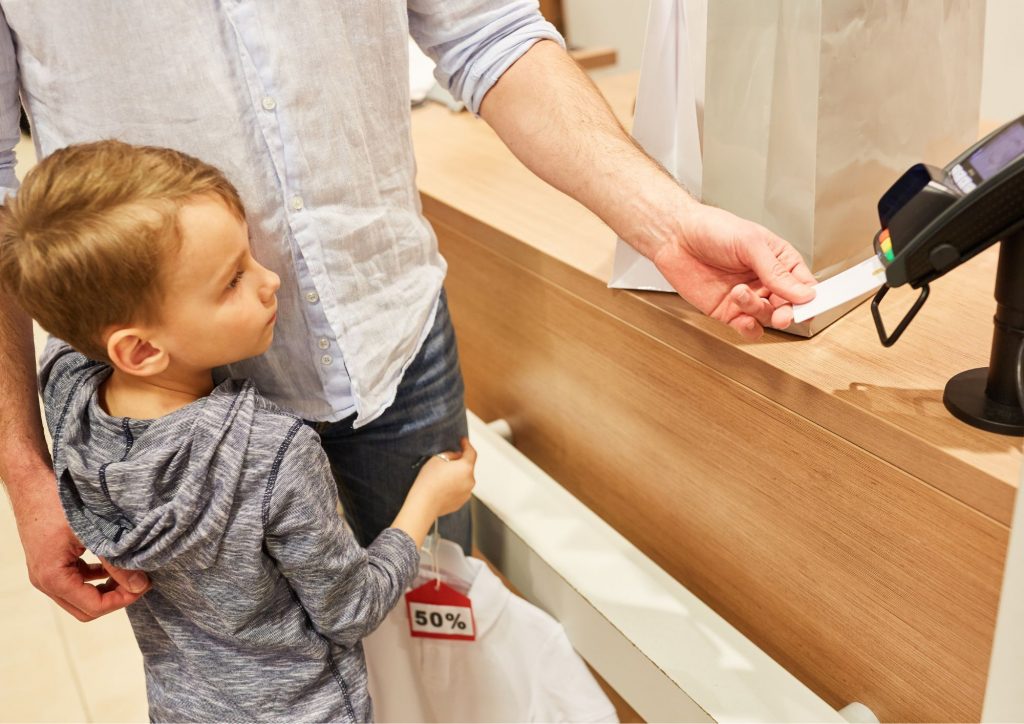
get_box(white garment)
[365,556,618,723]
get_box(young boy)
[0,140,476,722]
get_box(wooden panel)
[437,216,1008,722]
[538,0,564,34]
[569,46,618,70]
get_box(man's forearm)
[0,295,52,501]
[478,39,693,261]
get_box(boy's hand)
[392,438,477,548]
[414,437,477,518]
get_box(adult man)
[0,1,814,624]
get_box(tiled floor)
[2,134,149,721]
[0,493,148,721]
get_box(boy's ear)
[106,328,169,376]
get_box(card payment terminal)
[870,114,1024,434]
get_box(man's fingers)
[98,555,150,595]
[791,262,817,287]
[61,578,146,619]
[95,579,122,595]
[44,557,148,619]
[75,559,110,582]
[768,292,787,309]
[51,595,97,623]
[771,304,796,330]
[729,285,774,328]
[16,485,142,621]
[745,235,815,304]
[47,569,133,622]
[761,229,818,287]
[728,313,765,341]
[711,289,767,338]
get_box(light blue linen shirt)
[0,0,563,424]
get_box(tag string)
[430,519,441,590]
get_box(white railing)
[469,411,875,723]
[982,460,1024,722]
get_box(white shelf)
[468,411,849,723]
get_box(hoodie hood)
[49,358,259,571]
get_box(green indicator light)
[884,248,895,262]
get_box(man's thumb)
[99,556,150,594]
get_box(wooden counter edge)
[422,192,1016,528]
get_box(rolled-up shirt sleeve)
[408,0,565,115]
[0,8,19,200]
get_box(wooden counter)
[411,73,1018,722]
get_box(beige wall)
[981,0,1024,123]
[566,0,1021,124]
[562,0,651,77]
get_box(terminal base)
[944,368,1024,436]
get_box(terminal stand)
[945,228,1024,435]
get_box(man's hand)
[2,299,148,621]
[652,202,817,340]
[478,41,816,340]
[11,468,149,621]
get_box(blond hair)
[0,140,245,361]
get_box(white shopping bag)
[608,0,705,292]
[610,0,985,337]
[701,0,985,280]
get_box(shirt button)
[305,291,319,304]
[320,354,333,366]
[291,195,304,211]
[261,96,277,111]
[318,337,330,350]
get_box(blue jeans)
[309,290,471,552]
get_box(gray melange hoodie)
[39,338,420,722]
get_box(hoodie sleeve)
[262,423,420,648]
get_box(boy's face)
[153,196,281,371]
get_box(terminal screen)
[969,122,1024,181]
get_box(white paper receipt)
[792,255,886,323]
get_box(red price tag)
[405,580,476,641]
